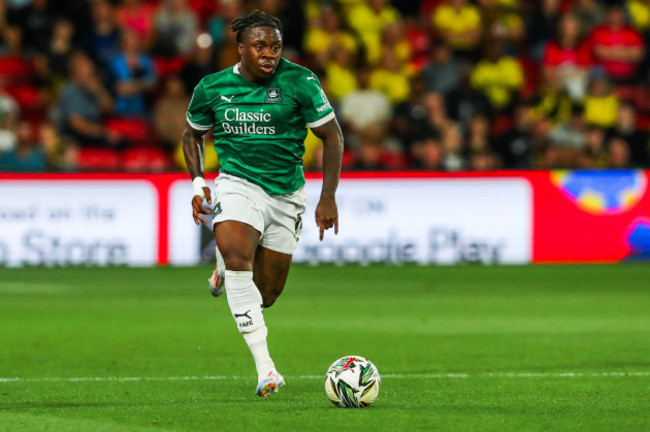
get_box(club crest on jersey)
[265,88,283,103]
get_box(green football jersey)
[186,58,335,195]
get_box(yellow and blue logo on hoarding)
[551,170,646,214]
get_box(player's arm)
[182,123,212,225]
[311,117,343,241]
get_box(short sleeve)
[297,73,336,128]
[186,79,213,131]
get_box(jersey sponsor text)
[222,108,276,135]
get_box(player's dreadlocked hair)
[231,10,283,43]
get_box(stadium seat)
[104,117,156,147]
[189,0,219,25]
[123,146,171,172]
[0,56,33,85]
[153,56,188,78]
[77,147,120,171]
[5,85,43,111]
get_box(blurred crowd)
[1,0,649,172]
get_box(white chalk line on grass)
[1,371,650,384]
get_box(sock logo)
[234,310,252,320]
[234,310,254,328]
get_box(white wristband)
[192,177,208,199]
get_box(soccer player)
[182,10,343,398]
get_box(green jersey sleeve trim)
[307,111,336,128]
[186,113,212,131]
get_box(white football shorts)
[211,173,306,255]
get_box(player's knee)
[221,252,253,271]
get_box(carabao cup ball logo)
[551,170,646,214]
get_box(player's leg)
[215,220,284,397]
[253,246,292,308]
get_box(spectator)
[258,0,305,57]
[0,23,21,56]
[108,28,157,117]
[381,20,412,69]
[207,0,242,48]
[470,39,524,112]
[47,18,75,82]
[432,0,482,61]
[608,136,632,168]
[496,102,534,168]
[420,41,461,95]
[583,71,619,129]
[446,64,494,130]
[0,0,20,55]
[8,0,52,55]
[549,105,587,151]
[351,124,398,171]
[525,0,561,61]
[39,121,78,171]
[423,92,451,138]
[612,102,649,167]
[303,3,358,69]
[152,0,198,57]
[213,2,239,70]
[324,44,357,102]
[117,0,156,48]
[441,122,466,170]
[531,66,573,125]
[411,138,444,170]
[346,0,400,65]
[58,51,118,147]
[469,149,500,170]
[340,66,391,137]
[590,3,644,84]
[0,121,47,171]
[0,75,19,152]
[180,40,215,96]
[87,0,120,69]
[571,0,604,35]
[626,0,650,32]
[370,47,410,104]
[154,75,189,150]
[392,76,430,151]
[583,126,609,168]
[467,114,491,155]
[542,12,592,101]
[478,0,524,50]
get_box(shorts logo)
[214,202,222,216]
[265,88,283,103]
[295,215,303,241]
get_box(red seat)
[77,147,120,171]
[153,56,188,78]
[189,0,219,25]
[5,85,42,110]
[123,147,171,172]
[105,117,155,146]
[0,56,32,85]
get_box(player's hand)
[315,193,338,241]
[191,186,212,225]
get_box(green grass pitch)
[1,264,649,431]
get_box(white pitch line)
[1,371,649,384]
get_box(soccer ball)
[324,355,381,408]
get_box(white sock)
[224,270,275,379]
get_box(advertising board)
[0,181,158,266]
